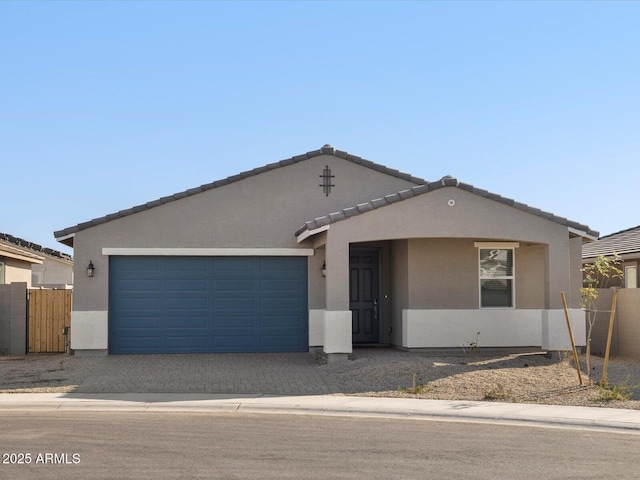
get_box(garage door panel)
[214,279,255,291]
[115,297,160,310]
[215,297,256,309]
[214,316,254,328]
[213,335,256,348]
[261,315,303,328]
[166,297,208,309]
[166,336,208,349]
[118,336,161,351]
[166,316,208,328]
[119,279,160,292]
[109,256,308,354]
[261,297,304,309]
[117,315,160,329]
[261,279,303,291]
[166,279,208,291]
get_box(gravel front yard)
[321,350,640,409]
[1,350,639,409]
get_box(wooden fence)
[28,289,72,353]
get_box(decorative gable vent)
[319,165,335,197]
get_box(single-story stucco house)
[54,145,596,361]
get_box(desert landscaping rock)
[1,350,639,409]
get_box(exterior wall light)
[321,261,327,277]
[87,260,95,278]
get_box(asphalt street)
[2,411,639,480]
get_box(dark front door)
[349,249,380,344]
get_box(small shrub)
[462,331,481,356]
[590,378,635,402]
[398,373,429,395]
[483,383,510,400]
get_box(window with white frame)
[475,243,518,308]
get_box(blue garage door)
[108,256,308,354]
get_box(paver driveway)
[74,353,340,395]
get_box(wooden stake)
[601,289,618,385]
[561,292,583,386]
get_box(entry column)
[323,237,352,362]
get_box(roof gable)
[54,145,426,245]
[582,225,640,259]
[295,176,598,239]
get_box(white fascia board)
[474,242,520,249]
[296,225,330,243]
[568,227,598,242]
[102,248,314,256]
[55,232,75,243]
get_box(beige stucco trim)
[473,242,520,249]
[101,248,314,256]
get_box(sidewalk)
[1,392,640,434]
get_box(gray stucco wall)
[399,239,548,310]
[516,244,546,309]
[407,238,477,309]
[308,246,326,309]
[71,155,419,312]
[0,282,27,355]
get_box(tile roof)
[54,145,426,242]
[0,233,73,262]
[582,225,640,259]
[295,176,598,238]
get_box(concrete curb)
[1,393,639,434]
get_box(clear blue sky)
[2,1,638,255]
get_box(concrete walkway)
[1,393,639,434]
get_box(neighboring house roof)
[296,176,599,239]
[0,233,73,263]
[54,145,427,245]
[582,225,640,259]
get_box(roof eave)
[55,232,75,248]
[296,225,330,243]
[568,227,599,242]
